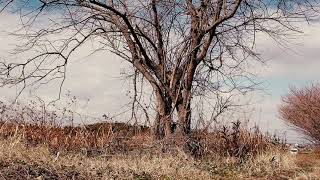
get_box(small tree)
[279,84,320,143]
[0,0,319,141]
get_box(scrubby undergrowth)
[0,100,318,179]
[0,122,318,179]
[0,136,313,179]
[0,120,280,158]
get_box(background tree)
[279,84,320,144]
[0,0,319,140]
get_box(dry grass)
[0,99,281,157]
[0,100,318,179]
[0,119,304,179]
[0,136,306,179]
[191,122,280,159]
[0,122,318,179]
[0,121,152,154]
[0,120,280,159]
[292,149,320,179]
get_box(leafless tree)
[279,84,320,144]
[0,0,319,140]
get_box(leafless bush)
[0,99,282,159]
[279,84,320,143]
[191,121,283,160]
[0,96,78,127]
[0,98,152,153]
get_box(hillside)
[0,121,319,179]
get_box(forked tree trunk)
[152,64,194,140]
[153,88,192,139]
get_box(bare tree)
[0,0,319,140]
[279,84,320,144]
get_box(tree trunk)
[153,89,172,139]
[153,113,172,139]
[176,90,192,136]
[176,105,191,136]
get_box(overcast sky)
[0,11,320,143]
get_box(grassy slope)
[0,120,318,179]
[0,136,319,179]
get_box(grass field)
[0,121,319,179]
[0,137,319,179]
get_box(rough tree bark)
[153,90,172,139]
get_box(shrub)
[279,84,320,143]
[0,99,279,159]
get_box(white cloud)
[256,22,320,80]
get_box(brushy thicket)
[0,99,284,160]
[0,137,303,179]
[1,99,318,179]
[279,84,320,143]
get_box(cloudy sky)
[0,9,319,143]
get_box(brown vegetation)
[0,1,320,179]
[0,135,309,179]
[279,84,320,143]
[0,100,318,179]
[0,119,282,160]
[1,133,319,179]
[0,99,279,157]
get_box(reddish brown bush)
[279,84,320,143]
[0,121,152,154]
[0,119,278,159]
[0,100,279,158]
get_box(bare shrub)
[0,119,277,159]
[0,99,152,153]
[191,121,284,160]
[279,84,320,143]
[0,100,282,159]
[0,137,300,179]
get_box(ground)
[294,150,320,179]
[0,121,318,179]
[0,136,319,180]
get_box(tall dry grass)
[0,99,284,159]
[0,99,315,179]
[0,137,301,179]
